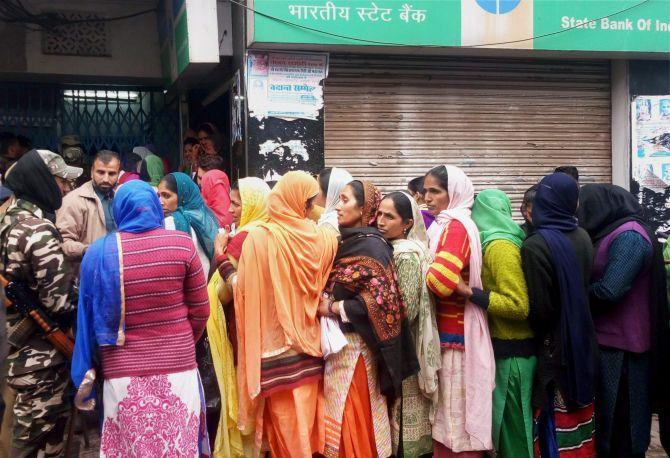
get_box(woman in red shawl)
[201,169,233,228]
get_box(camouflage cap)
[35,149,83,180]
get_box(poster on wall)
[631,95,670,236]
[247,51,328,121]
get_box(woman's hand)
[318,292,334,317]
[214,231,230,259]
[455,276,473,298]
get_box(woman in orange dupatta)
[233,171,338,457]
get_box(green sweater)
[470,239,534,358]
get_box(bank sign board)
[251,0,670,53]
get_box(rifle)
[1,274,74,358]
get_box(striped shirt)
[426,220,470,349]
[101,229,210,379]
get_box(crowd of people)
[0,128,669,458]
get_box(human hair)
[16,135,31,151]
[407,176,425,194]
[318,167,332,195]
[94,149,120,165]
[198,154,224,172]
[384,191,413,223]
[183,137,198,147]
[122,152,142,172]
[426,165,448,191]
[554,166,579,181]
[197,122,216,137]
[231,180,239,191]
[159,173,178,194]
[348,180,365,207]
[0,132,18,156]
[521,184,539,215]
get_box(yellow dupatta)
[206,177,270,457]
[207,276,243,457]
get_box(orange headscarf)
[234,171,338,429]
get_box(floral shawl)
[328,181,419,398]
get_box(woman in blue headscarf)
[158,172,219,274]
[520,172,598,457]
[71,180,211,456]
[158,172,222,445]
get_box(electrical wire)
[229,0,651,48]
[0,0,156,31]
[57,8,157,25]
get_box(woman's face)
[423,173,450,216]
[377,198,412,241]
[336,184,363,228]
[230,188,242,226]
[522,201,534,224]
[197,130,216,154]
[157,181,179,216]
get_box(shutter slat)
[324,55,612,217]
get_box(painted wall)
[0,0,161,83]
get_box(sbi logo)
[475,0,522,14]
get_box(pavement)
[71,416,669,457]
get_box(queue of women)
[70,163,669,457]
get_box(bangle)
[218,260,236,281]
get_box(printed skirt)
[100,368,209,457]
[534,388,595,458]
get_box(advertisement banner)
[251,0,670,53]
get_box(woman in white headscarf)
[316,167,354,231]
[377,191,441,457]
[315,167,355,358]
[424,165,495,457]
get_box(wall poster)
[631,95,670,236]
[247,51,328,121]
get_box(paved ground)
[649,414,667,457]
[72,416,669,457]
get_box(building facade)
[242,0,670,225]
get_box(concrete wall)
[0,0,161,84]
[611,60,630,189]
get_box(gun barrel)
[2,276,74,358]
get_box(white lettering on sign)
[289,2,350,20]
[399,3,427,23]
[288,1,427,23]
[560,15,668,34]
[357,2,392,22]
[561,16,597,29]
[601,17,634,31]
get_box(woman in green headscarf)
[140,153,165,187]
[466,189,536,458]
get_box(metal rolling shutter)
[324,55,611,215]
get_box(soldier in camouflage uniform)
[1,149,82,457]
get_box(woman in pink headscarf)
[424,165,495,457]
[201,169,233,228]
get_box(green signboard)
[252,0,670,53]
